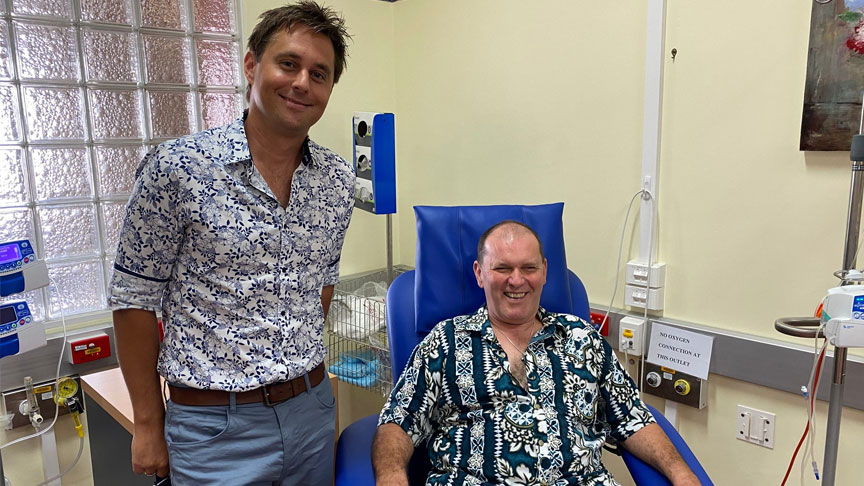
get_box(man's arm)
[113,308,169,478]
[372,423,414,486]
[621,423,701,486]
[322,284,335,321]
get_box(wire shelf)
[326,268,406,397]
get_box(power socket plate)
[736,405,775,449]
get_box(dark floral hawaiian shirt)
[379,305,655,486]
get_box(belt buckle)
[262,381,291,407]
[262,384,276,407]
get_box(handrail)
[774,317,823,339]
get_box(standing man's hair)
[247,1,351,83]
[476,221,546,264]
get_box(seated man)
[372,221,701,486]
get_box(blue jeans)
[164,375,336,486]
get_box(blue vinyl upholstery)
[334,204,711,486]
[622,404,714,486]
[413,203,574,333]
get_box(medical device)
[776,131,864,486]
[0,239,48,360]
[821,284,864,347]
[0,240,49,296]
[0,238,81,486]
[352,111,397,283]
[0,301,45,360]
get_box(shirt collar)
[458,304,560,344]
[222,110,318,169]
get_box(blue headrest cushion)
[413,203,573,334]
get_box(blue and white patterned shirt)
[379,306,655,486]
[109,114,355,391]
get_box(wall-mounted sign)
[646,323,714,380]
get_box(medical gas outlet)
[624,261,666,311]
[641,361,707,409]
[618,316,646,355]
[3,376,84,430]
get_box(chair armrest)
[620,404,713,485]
[335,414,379,486]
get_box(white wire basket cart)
[326,268,407,397]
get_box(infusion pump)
[0,300,43,358]
[822,285,864,347]
[0,239,49,359]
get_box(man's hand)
[114,309,169,478]
[131,421,170,477]
[372,423,414,486]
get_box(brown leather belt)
[168,362,326,407]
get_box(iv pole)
[776,113,864,486]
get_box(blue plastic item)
[0,334,19,359]
[328,355,379,388]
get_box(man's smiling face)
[243,24,335,137]
[474,225,547,329]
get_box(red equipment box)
[67,332,111,364]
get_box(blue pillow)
[413,203,573,333]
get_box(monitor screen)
[0,306,16,325]
[0,243,21,265]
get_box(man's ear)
[243,51,256,88]
[473,260,484,288]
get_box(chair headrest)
[413,203,573,334]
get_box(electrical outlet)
[618,316,645,355]
[736,405,775,449]
[624,284,665,310]
[625,261,666,288]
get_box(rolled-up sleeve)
[108,148,184,312]
[597,333,656,442]
[378,326,446,447]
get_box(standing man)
[108,2,353,484]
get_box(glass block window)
[0,1,243,325]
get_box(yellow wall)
[241,0,400,276]
[243,0,864,484]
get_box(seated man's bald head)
[476,220,545,265]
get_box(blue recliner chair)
[334,203,712,486]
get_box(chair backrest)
[386,203,590,383]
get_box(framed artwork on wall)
[801,0,864,151]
